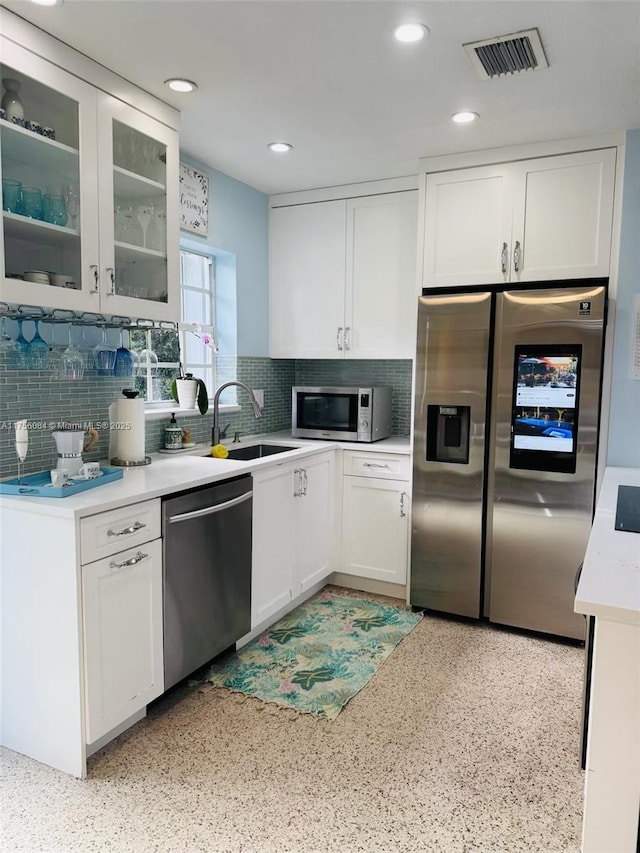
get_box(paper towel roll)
[111,398,146,462]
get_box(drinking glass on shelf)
[137,347,159,375]
[43,194,67,226]
[147,205,166,252]
[62,183,80,230]
[136,204,153,248]
[22,187,43,220]
[2,178,23,214]
[93,326,117,375]
[27,319,50,370]
[61,324,85,380]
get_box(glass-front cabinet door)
[0,40,100,311]
[97,94,179,323]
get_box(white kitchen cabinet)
[251,461,297,627]
[341,451,410,585]
[0,35,179,321]
[422,149,616,287]
[82,538,163,744]
[251,451,336,628]
[270,191,417,358]
[295,451,335,593]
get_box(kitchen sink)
[206,443,298,460]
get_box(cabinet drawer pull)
[501,242,508,274]
[513,240,522,273]
[400,492,408,518]
[109,551,149,570]
[363,462,390,469]
[302,468,308,496]
[106,520,146,537]
[344,326,351,351]
[293,468,302,497]
[337,327,343,351]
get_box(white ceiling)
[3,0,640,195]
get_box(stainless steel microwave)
[292,386,392,442]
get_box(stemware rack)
[0,301,178,332]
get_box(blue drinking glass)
[2,179,23,214]
[113,328,135,377]
[43,194,67,226]
[22,187,43,220]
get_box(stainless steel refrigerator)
[410,282,606,640]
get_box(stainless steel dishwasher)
[162,475,252,690]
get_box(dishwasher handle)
[167,490,252,524]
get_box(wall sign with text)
[179,163,209,235]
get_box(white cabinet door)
[82,538,163,744]
[96,93,180,322]
[294,452,335,594]
[511,149,616,282]
[269,200,347,358]
[422,149,616,288]
[341,476,409,584]
[0,38,101,312]
[346,191,418,358]
[423,165,514,288]
[251,462,296,628]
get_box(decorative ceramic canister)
[164,413,183,449]
[1,79,24,123]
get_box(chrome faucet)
[211,381,262,446]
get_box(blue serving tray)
[0,467,124,498]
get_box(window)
[179,250,216,393]
[133,249,216,405]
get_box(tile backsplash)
[0,354,412,478]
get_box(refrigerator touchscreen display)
[510,344,582,474]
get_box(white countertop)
[575,466,640,625]
[0,433,410,521]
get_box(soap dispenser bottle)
[164,413,183,450]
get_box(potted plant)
[171,369,209,415]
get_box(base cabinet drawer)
[80,499,161,564]
[343,450,410,480]
[82,538,163,744]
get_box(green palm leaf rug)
[205,590,423,720]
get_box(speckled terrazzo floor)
[1,589,586,853]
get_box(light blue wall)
[179,154,269,356]
[607,129,640,468]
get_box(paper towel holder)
[110,388,152,467]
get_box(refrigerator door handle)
[513,240,522,273]
[501,242,508,274]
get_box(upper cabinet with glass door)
[0,40,100,313]
[0,35,179,323]
[96,95,179,322]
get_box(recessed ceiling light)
[29,0,63,5]
[268,142,293,153]
[164,79,197,93]
[451,111,479,124]
[393,23,429,43]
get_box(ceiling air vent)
[464,28,548,79]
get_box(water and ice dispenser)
[426,405,470,464]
